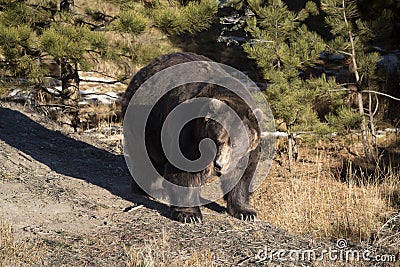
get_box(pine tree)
[0,0,217,129]
[150,0,217,35]
[243,0,335,170]
[226,0,399,164]
[0,0,114,129]
[321,0,397,161]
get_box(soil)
[0,102,338,266]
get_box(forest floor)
[0,102,398,266]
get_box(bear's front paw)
[170,207,203,224]
[227,206,257,222]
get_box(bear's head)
[197,98,262,176]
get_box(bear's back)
[121,52,212,118]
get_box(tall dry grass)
[252,138,400,245]
[0,217,43,266]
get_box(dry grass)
[252,138,400,245]
[75,0,121,17]
[123,228,217,267]
[0,217,43,266]
[0,86,8,97]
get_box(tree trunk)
[60,59,80,131]
[59,1,80,130]
[368,92,378,153]
[288,134,297,173]
[357,91,373,161]
[342,0,374,161]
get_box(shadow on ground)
[0,107,225,218]
[0,108,158,218]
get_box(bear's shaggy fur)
[122,52,261,223]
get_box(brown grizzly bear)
[122,52,262,223]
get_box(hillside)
[0,102,340,266]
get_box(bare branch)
[82,70,129,82]
[36,103,79,111]
[79,78,127,85]
[338,50,352,56]
[372,92,379,117]
[39,87,62,97]
[338,82,357,87]
[361,90,400,101]
[327,88,400,102]
[80,92,120,99]
[327,88,356,93]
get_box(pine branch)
[27,3,58,15]
[77,16,118,31]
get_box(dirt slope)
[0,102,335,266]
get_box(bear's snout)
[214,159,223,174]
[213,144,231,175]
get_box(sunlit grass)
[252,140,399,245]
[0,217,43,266]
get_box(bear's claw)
[228,206,257,222]
[183,217,202,224]
[240,213,256,221]
[170,207,203,224]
